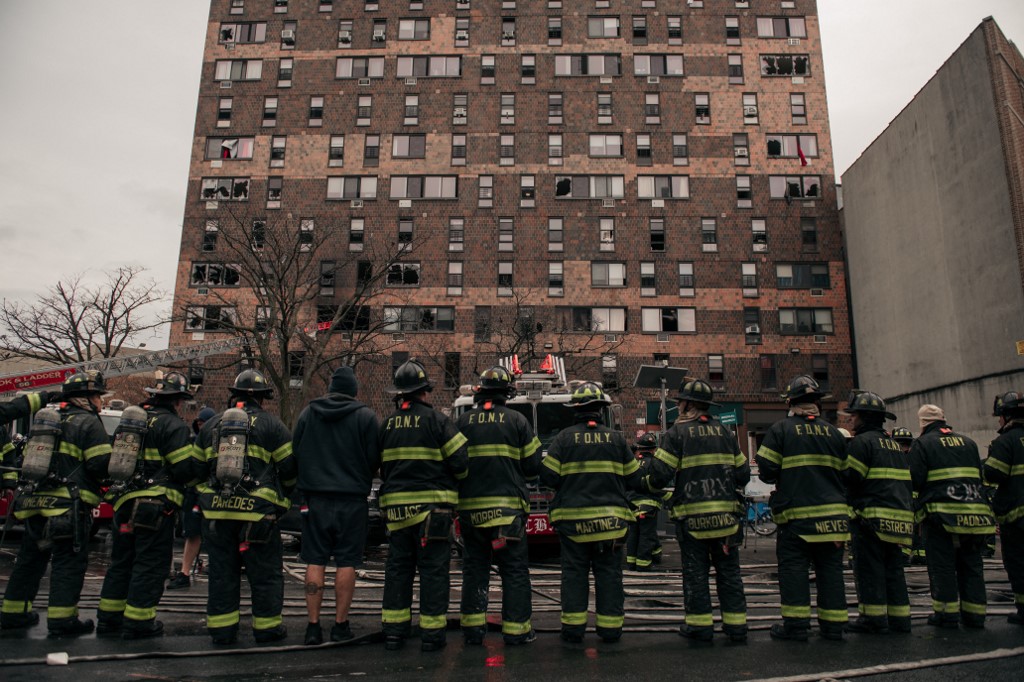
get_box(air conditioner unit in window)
[657,333,670,343]
[810,288,824,297]
[339,30,352,43]
[745,324,761,335]
[734,148,749,157]
[281,29,296,44]
[453,107,467,117]
[457,0,469,5]
[197,287,209,295]
[647,75,660,84]
[405,77,417,85]
[602,198,615,208]
[813,334,827,343]
[392,333,406,342]
[220,81,232,89]
[456,30,469,40]
[604,334,619,343]
[743,106,758,117]
[372,31,386,41]
[502,31,515,40]
[358,77,371,86]
[600,76,613,83]
[350,199,364,208]
[398,199,412,208]
[787,37,800,46]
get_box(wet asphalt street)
[1,529,1022,681]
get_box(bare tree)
[0,266,166,365]
[180,207,418,426]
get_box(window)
[455,18,470,46]
[326,176,378,199]
[548,217,564,251]
[316,305,338,331]
[678,262,694,297]
[478,175,493,207]
[258,96,276,127]
[217,97,232,127]
[636,134,652,165]
[451,134,467,165]
[298,218,314,251]
[760,54,810,77]
[640,262,656,296]
[733,133,749,166]
[548,262,564,296]
[230,0,244,15]
[695,93,710,124]
[667,16,682,44]
[328,135,345,167]
[637,176,689,199]
[481,55,496,83]
[200,177,250,201]
[390,176,458,199]
[309,96,324,126]
[752,218,767,251]
[251,219,266,249]
[645,93,660,124]
[742,262,758,296]
[277,58,293,86]
[602,354,618,391]
[500,94,515,125]
[274,0,288,13]
[744,308,762,344]
[701,218,717,251]
[548,17,562,45]
[589,134,623,157]
[336,57,385,79]
[449,217,465,251]
[269,136,286,167]
[760,355,778,390]
[338,20,353,46]
[392,134,426,159]
[521,54,536,83]
[778,308,833,335]
[766,134,818,159]
[641,308,696,333]
[728,54,744,84]
[554,54,622,76]
[384,307,454,331]
[371,19,387,43]
[520,175,535,207]
[599,217,615,251]
[650,218,665,252]
[597,93,612,124]
[757,17,807,38]
[672,134,688,165]
[399,18,430,39]
[364,134,380,166]
[497,261,514,296]
[320,0,332,11]
[632,16,647,43]
[558,307,626,333]
[791,93,807,125]
[280,20,296,49]
[215,59,263,81]
[357,261,373,285]
[349,218,364,251]
[548,134,563,164]
[185,305,237,332]
[452,93,468,125]
[592,262,626,287]
[554,175,625,199]
[548,92,563,124]
[202,220,218,252]
[474,307,491,341]
[445,353,461,390]
[634,55,684,76]
[775,263,830,289]
[812,354,830,391]
[404,95,419,125]
[769,175,820,199]
[320,260,336,292]
[398,217,414,245]
[501,17,516,45]
[725,16,740,44]
[588,16,620,38]
[708,354,725,384]
[736,175,752,208]
[498,217,514,251]
[447,262,463,296]
[386,263,421,287]
[190,262,240,287]
[205,137,255,160]
[500,134,515,165]
[356,95,372,125]
[801,217,818,250]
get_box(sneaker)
[769,623,808,642]
[330,621,354,642]
[503,629,536,645]
[1,611,40,630]
[166,572,191,590]
[845,617,888,634]
[304,622,323,646]
[678,625,714,642]
[421,639,447,652]
[560,630,583,644]
[122,620,164,640]
[385,635,405,651]
[927,613,959,629]
[254,625,288,643]
[48,618,95,638]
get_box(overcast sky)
[0,1,1021,350]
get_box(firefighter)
[167,406,216,590]
[1,373,111,636]
[0,390,57,495]
[540,382,641,644]
[194,369,296,645]
[910,404,994,629]
[983,391,1024,625]
[456,366,542,646]
[625,432,666,572]
[96,373,196,639]
[842,392,913,634]
[379,360,468,652]
[645,379,750,643]
[892,427,926,565]
[756,375,850,641]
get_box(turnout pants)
[850,520,910,629]
[1002,522,1024,618]
[626,514,662,569]
[459,518,532,638]
[98,500,176,631]
[382,521,452,644]
[202,518,284,638]
[559,535,624,640]
[776,525,849,635]
[1,512,91,629]
[923,520,986,626]
[676,525,747,636]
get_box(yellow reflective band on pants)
[888,604,911,617]
[932,600,959,614]
[561,611,588,626]
[722,612,746,626]
[818,608,848,623]
[460,612,487,627]
[961,601,986,616]
[253,614,282,630]
[502,620,532,636]
[382,608,411,624]
[420,614,448,630]
[595,614,624,629]
[99,598,127,613]
[125,604,157,622]
[207,611,240,628]
[686,612,713,627]
[2,600,31,614]
[48,605,78,619]
[859,603,886,617]
[781,604,811,618]
[635,558,653,567]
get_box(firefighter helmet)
[634,432,658,450]
[841,390,896,420]
[781,375,830,403]
[992,391,1024,417]
[567,382,610,409]
[145,371,193,398]
[62,371,106,398]
[476,366,515,397]
[387,360,432,395]
[891,427,914,444]
[675,379,721,407]
[229,369,273,397]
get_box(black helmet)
[567,382,610,409]
[781,374,830,403]
[676,379,721,407]
[476,366,515,397]
[388,360,432,395]
[992,391,1024,417]
[841,390,896,420]
[635,432,658,450]
[62,371,106,398]
[891,427,914,444]
[230,368,273,397]
[145,371,193,398]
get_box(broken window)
[386,263,421,286]
[766,134,818,159]
[769,175,820,199]
[205,138,254,160]
[190,262,241,287]
[185,305,237,331]
[760,54,810,77]
[200,177,250,201]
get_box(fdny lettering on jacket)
[573,432,612,444]
[385,415,422,430]
[939,436,966,448]
[794,423,834,437]
[465,412,506,425]
[877,438,902,452]
[687,424,726,438]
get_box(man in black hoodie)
[292,366,381,645]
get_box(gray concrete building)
[842,17,1024,444]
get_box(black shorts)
[300,495,368,567]
[180,489,202,538]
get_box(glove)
[38,390,60,406]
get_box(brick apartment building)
[170,0,853,452]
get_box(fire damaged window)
[190,262,241,287]
[200,177,250,201]
[185,305,237,332]
[760,54,810,77]
[769,175,820,199]
[384,306,454,332]
[386,263,421,286]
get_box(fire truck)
[451,355,621,542]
